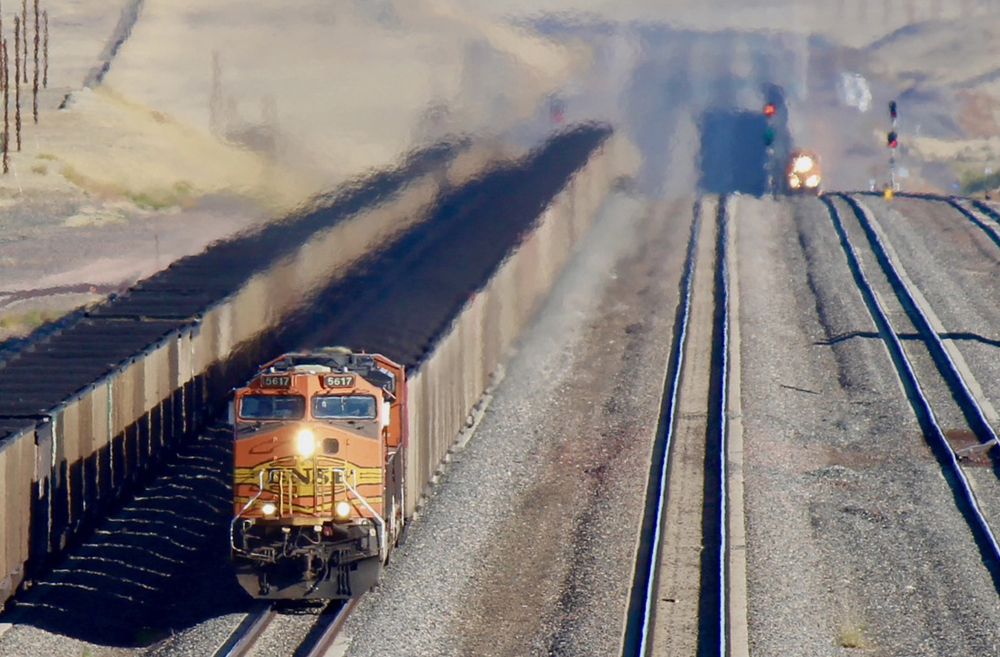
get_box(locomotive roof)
[260,351,396,393]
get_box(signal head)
[764,103,776,118]
[764,127,775,146]
[889,100,897,119]
[887,131,898,148]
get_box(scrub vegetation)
[0,307,62,331]
[60,163,196,209]
[960,168,1000,196]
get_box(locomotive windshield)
[239,394,305,420]
[312,394,377,419]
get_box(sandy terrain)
[4,0,1000,339]
[0,0,585,340]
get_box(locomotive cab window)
[313,394,377,419]
[239,394,306,420]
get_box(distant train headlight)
[335,500,352,518]
[805,174,821,188]
[793,156,814,173]
[296,428,316,456]
[261,502,277,516]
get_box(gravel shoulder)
[336,191,689,656]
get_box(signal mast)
[887,100,898,198]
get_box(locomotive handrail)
[337,469,386,559]
[231,469,266,552]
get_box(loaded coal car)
[784,149,822,195]
[230,348,406,599]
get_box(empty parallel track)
[622,195,734,655]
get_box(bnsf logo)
[267,468,340,485]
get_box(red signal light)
[763,103,776,118]
[887,131,898,148]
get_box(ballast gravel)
[337,191,688,657]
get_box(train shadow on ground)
[3,424,249,647]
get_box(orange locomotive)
[230,349,406,599]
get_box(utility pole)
[3,39,8,174]
[32,0,37,123]
[20,0,26,83]
[14,15,21,151]
[42,9,47,88]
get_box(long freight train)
[230,349,406,599]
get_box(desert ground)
[2,0,1000,341]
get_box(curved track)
[823,193,1000,584]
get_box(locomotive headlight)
[793,155,814,173]
[788,175,801,189]
[261,502,277,516]
[805,174,821,188]
[296,428,316,456]
[335,500,352,518]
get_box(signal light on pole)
[764,103,776,118]
[889,100,897,120]
[764,127,775,146]
[887,131,898,149]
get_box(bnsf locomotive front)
[230,350,406,599]
[785,149,822,195]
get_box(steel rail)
[622,194,732,655]
[822,194,1000,580]
[942,197,1000,251]
[839,193,1000,454]
[301,599,356,657]
[621,199,699,656]
[712,197,731,655]
[213,603,275,657]
[213,598,352,657]
[968,197,1000,223]
[963,197,1000,259]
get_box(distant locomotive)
[784,149,822,194]
[230,349,406,599]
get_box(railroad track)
[213,599,354,657]
[622,194,740,655]
[822,192,1000,585]
[943,196,1000,251]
